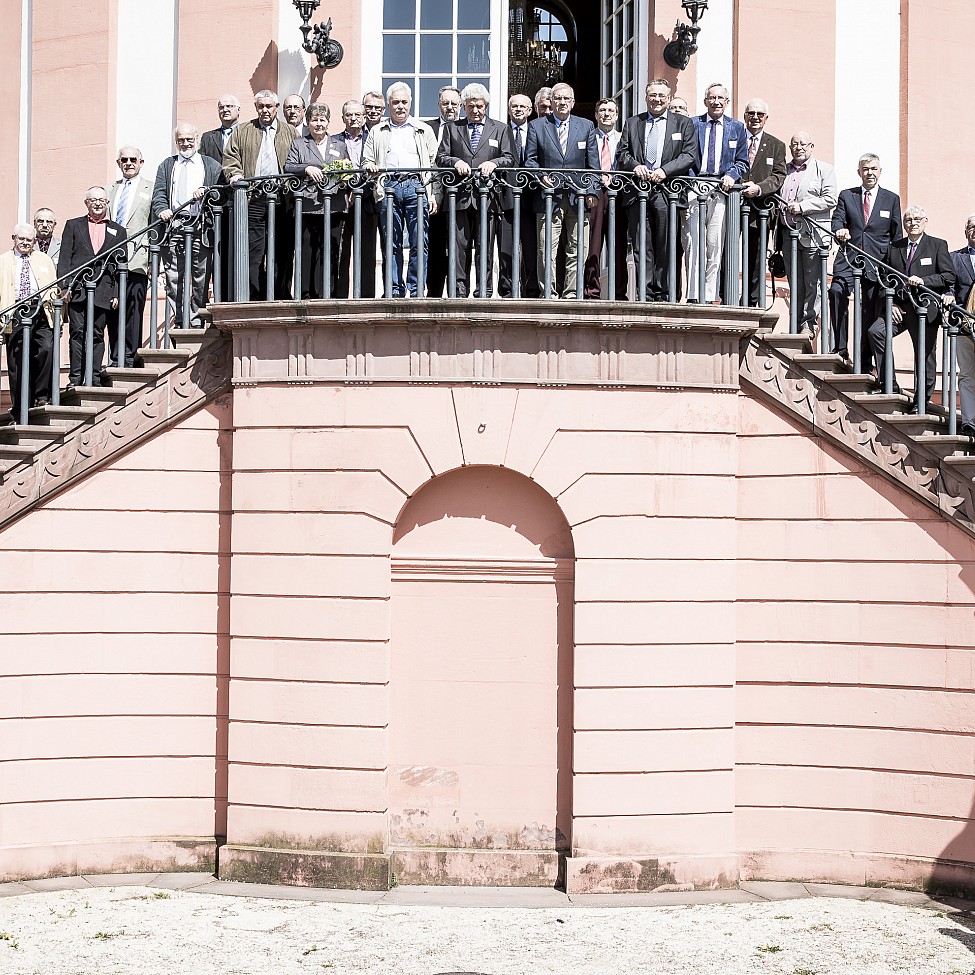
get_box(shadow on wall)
[250,43,280,96]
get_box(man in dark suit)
[684,83,748,303]
[200,94,240,300]
[829,153,902,366]
[738,98,787,307]
[867,206,955,410]
[425,86,462,297]
[948,215,975,436]
[152,123,224,327]
[524,83,599,299]
[616,79,698,302]
[357,90,386,298]
[498,93,539,298]
[330,100,366,299]
[57,187,127,391]
[436,84,514,297]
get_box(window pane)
[420,33,453,73]
[384,0,416,30]
[458,0,489,29]
[420,0,453,30]
[457,33,490,73]
[625,1,634,39]
[383,34,416,74]
[420,77,452,118]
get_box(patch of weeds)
[808,922,833,932]
[793,970,819,975]
[49,907,77,919]
[94,930,125,940]
[774,915,792,920]
[0,932,18,950]
[152,891,171,900]
[757,944,783,953]
[302,945,320,957]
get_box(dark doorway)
[508,0,600,119]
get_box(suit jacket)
[201,126,236,164]
[831,185,902,282]
[884,234,955,323]
[57,216,128,307]
[362,117,442,206]
[151,152,224,244]
[742,128,787,221]
[523,113,599,211]
[950,246,975,305]
[615,110,699,204]
[109,174,153,275]
[38,236,61,266]
[0,249,58,329]
[435,117,514,210]
[781,157,838,246]
[284,134,351,214]
[691,114,748,182]
[222,117,299,182]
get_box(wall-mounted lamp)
[293,0,344,69]
[663,0,709,71]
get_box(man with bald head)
[738,97,786,306]
[109,144,153,365]
[200,94,241,296]
[778,132,837,334]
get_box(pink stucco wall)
[1,306,974,892]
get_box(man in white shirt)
[584,97,627,300]
[498,93,539,298]
[151,124,223,327]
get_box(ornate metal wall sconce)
[663,0,709,71]
[293,0,344,69]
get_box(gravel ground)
[1,887,975,975]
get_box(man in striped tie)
[498,93,539,298]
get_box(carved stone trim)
[598,332,624,384]
[473,328,503,383]
[740,335,975,536]
[408,327,439,379]
[288,328,314,379]
[0,331,231,532]
[537,331,566,385]
[345,326,374,382]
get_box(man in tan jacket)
[222,89,299,300]
[0,224,57,421]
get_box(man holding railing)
[684,83,748,304]
[948,215,975,437]
[0,224,56,421]
[866,205,954,412]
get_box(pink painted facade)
[1,302,974,893]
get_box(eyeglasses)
[745,111,766,117]
[118,156,140,163]
[86,198,108,205]
[790,142,812,149]
[13,236,35,243]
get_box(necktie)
[175,159,190,208]
[748,135,758,168]
[222,127,233,150]
[37,238,50,254]
[257,126,277,177]
[514,125,524,165]
[706,119,718,174]
[600,133,612,171]
[907,240,917,271]
[116,180,131,226]
[644,116,658,169]
[470,123,481,153]
[17,255,31,301]
[863,190,872,223]
[558,120,568,156]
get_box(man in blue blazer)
[829,154,902,366]
[684,83,748,303]
[524,83,599,299]
[949,215,975,436]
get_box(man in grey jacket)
[363,82,441,298]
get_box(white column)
[115,0,178,177]
[360,0,383,99]
[19,0,32,222]
[694,1,734,110]
[834,0,900,189]
[278,1,311,104]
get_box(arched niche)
[389,466,575,886]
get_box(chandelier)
[508,0,564,97]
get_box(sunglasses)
[119,156,141,163]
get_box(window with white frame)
[382,0,492,118]
[601,0,636,120]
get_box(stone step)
[0,424,66,449]
[62,385,128,409]
[853,392,914,414]
[763,331,814,355]
[882,413,948,437]
[138,348,192,368]
[27,404,99,428]
[915,431,975,459]
[0,443,38,474]
[794,353,851,375]
[101,366,161,392]
[825,373,878,395]
[169,327,209,350]
[943,454,975,480]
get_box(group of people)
[2,77,975,431]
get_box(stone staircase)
[0,324,231,530]
[741,326,975,536]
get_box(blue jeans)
[379,179,428,297]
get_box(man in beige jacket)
[0,224,57,421]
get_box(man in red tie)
[584,98,628,301]
[867,205,955,411]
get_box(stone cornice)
[740,335,975,537]
[0,331,232,531]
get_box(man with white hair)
[0,223,56,420]
[223,89,299,299]
[363,82,441,298]
[435,83,514,297]
[949,215,975,436]
[201,94,241,162]
[109,145,152,365]
[152,123,224,327]
[32,209,60,265]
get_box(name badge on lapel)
[880,210,890,217]
[329,149,340,156]
[577,141,586,149]
[766,156,774,164]
[920,257,933,266]
[139,192,150,199]
[729,140,737,147]
[489,138,499,148]
[671,133,682,141]
[106,228,118,236]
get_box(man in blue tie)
[498,93,539,298]
[524,83,599,299]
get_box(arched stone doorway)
[388,466,575,886]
